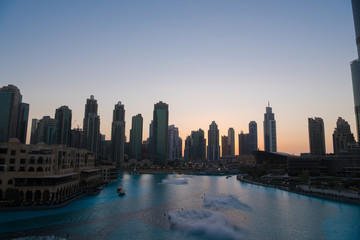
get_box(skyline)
[0,0,357,155]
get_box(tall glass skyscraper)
[308,117,326,155]
[152,101,168,166]
[207,121,220,161]
[351,0,360,141]
[0,85,29,144]
[82,95,98,148]
[111,102,125,168]
[263,103,277,152]
[248,121,258,153]
[55,106,72,146]
[228,128,235,157]
[130,114,143,160]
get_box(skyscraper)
[111,102,125,168]
[168,125,182,160]
[36,116,58,145]
[184,136,192,161]
[0,85,29,144]
[263,103,277,152]
[55,106,72,146]
[228,128,235,156]
[221,136,230,157]
[238,131,249,155]
[333,117,355,154]
[87,113,100,156]
[190,129,206,162]
[152,101,169,166]
[130,114,143,160]
[351,0,360,141]
[82,95,98,148]
[207,121,220,161]
[30,119,38,144]
[308,117,326,156]
[248,121,258,153]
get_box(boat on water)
[117,185,122,192]
[118,190,126,196]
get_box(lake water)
[0,173,360,240]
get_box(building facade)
[221,136,230,157]
[82,95,98,149]
[0,85,29,144]
[190,129,206,162]
[168,125,182,160]
[36,116,58,146]
[0,139,102,205]
[130,114,143,160]
[351,0,360,141]
[86,113,100,158]
[238,131,249,155]
[333,117,356,154]
[151,101,169,166]
[248,121,258,153]
[263,103,277,152]
[207,121,220,161]
[55,106,72,146]
[308,117,326,156]
[228,128,235,157]
[111,102,125,168]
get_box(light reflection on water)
[0,173,359,240]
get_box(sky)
[0,0,357,155]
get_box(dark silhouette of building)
[263,103,277,152]
[152,101,169,166]
[55,106,72,146]
[308,117,326,155]
[238,131,249,155]
[190,129,206,162]
[333,117,356,154]
[82,95,98,148]
[207,121,220,161]
[130,114,143,160]
[350,0,360,141]
[248,121,258,153]
[0,85,29,144]
[111,101,125,168]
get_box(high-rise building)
[333,117,356,154]
[221,135,230,157]
[168,125,182,160]
[111,102,125,168]
[228,128,235,156]
[87,113,100,157]
[36,116,58,145]
[207,121,220,161]
[351,0,360,141]
[152,101,169,166]
[82,95,98,148]
[248,121,258,153]
[184,136,191,161]
[30,119,38,144]
[308,117,326,156]
[238,131,249,155]
[0,85,29,144]
[130,114,143,160]
[70,128,82,149]
[55,106,72,146]
[263,103,277,152]
[190,129,206,162]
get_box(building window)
[8,166,15,172]
[11,150,16,156]
[37,157,43,164]
[20,149,26,153]
[19,167,25,172]
[0,148,7,154]
[0,158,5,164]
[28,167,34,172]
[10,158,15,164]
[20,159,26,164]
[8,179,13,185]
[30,157,35,164]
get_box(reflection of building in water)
[0,138,102,205]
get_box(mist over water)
[1,173,359,240]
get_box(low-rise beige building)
[0,139,102,206]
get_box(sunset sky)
[0,0,357,155]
